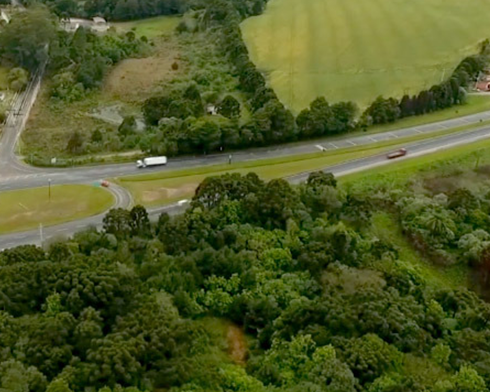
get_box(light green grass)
[242,0,490,112]
[0,185,114,234]
[113,15,181,38]
[116,121,487,206]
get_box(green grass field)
[0,185,114,234]
[241,0,490,112]
[113,15,181,38]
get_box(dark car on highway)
[387,148,407,159]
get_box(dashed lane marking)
[329,142,339,149]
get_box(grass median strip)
[116,120,490,206]
[0,184,114,234]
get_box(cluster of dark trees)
[1,171,490,391]
[37,0,187,20]
[0,5,57,71]
[362,43,490,125]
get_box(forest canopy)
[1,171,490,392]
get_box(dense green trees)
[38,0,187,20]
[0,6,57,70]
[3,172,490,391]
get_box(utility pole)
[39,223,43,245]
[48,178,51,201]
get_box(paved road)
[3,109,490,193]
[3,70,490,248]
[3,121,490,249]
[0,64,46,177]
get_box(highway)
[2,66,490,248]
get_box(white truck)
[136,156,167,168]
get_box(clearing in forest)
[241,0,490,112]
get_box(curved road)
[3,70,490,247]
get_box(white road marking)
[329,142,339,149]
[315,144,326,151]
[347,140,356,146]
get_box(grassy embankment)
[242,0,490,112]
[115,118,490,206]
[0,184,114,234]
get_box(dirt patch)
[227,325,248,365]
[104,43,181,102]
[141,183,197,203]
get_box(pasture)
[241,0,490,112]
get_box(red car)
[387,148,407,160]
[101,180,110,188]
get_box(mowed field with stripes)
[241,0,490,112]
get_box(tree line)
[137,0,489,158]
[1,171,490,391]
[363,44,490,126]
[33,0,187,21]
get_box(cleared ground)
[103,41,181,102]
[241,0,490,112]
[0,184,114,234]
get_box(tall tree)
[0,6,57,70]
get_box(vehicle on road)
[387,148,407,160]
[100,180,110,188]
[136,156,167,168]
